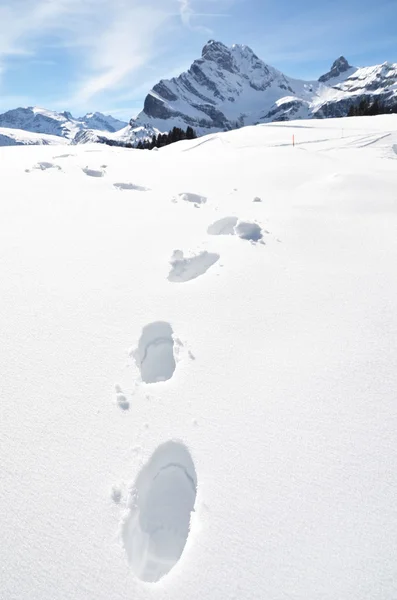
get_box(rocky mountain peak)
[319,56,352,83]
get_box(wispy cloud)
[178,0,229,34]
[0,0,231,108]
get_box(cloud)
[178,0,229,34]
[0,0,234,109]
[0,1,173,103]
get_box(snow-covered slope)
[0,126,69,146]
[0,106,127,140]
[127,40,397,138]
[1,115,397,600]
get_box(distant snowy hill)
[126,40,397,138]
[0,106,127,140]
[0,126,69,146]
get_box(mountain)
[318,56,356,84]
[72,123,161,147]
[123,41,397,139]
[0,106,127,140]
[1,42,396,148]
[77,112,127,133]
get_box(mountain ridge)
[0,41,396,147]
[0,106,127,140]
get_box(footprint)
[132,322,176,384]
[176,192,207,206]
[253,196,262,203]
[207,216,238,236]
[113,182,149,192]
[82,167,105,178]
[168,250,220,283]
[235,221,263,242]
[122,441,197,583]
[33,161,62,171]
[115,384,130,410]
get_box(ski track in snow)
[122,441,197,583]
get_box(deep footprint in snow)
[122,441,197,583]
[82,167,105,178]
[235,220,263,242]
[132,322,176,384]
[115,384,130,410]
[33,161,62,171]
[168,250,220,283]
[207,217,264,242]
[113,182,149,192]
[207,216,238,235]
[177,192,207,206]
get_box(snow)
[0,126,68,146]
[0,115,397,600]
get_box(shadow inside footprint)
[114,182,149,192]
[132,322,176,384]
[235,221,263,242]
[122,441,197,583]
[33,162,62,171]
[82,167,105,178]
[177,192,207,205]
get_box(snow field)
[0,115,397,600]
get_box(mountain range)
[1,41,396,146]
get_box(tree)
[186,126,196,139]
[134,126,197,150]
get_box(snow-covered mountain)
[1,41,396,148]
[0,126,69,146]
[78,111,127,133]
[0,106,127,140]
[72,123,161,147]
[125,40,397,138]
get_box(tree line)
[347,97,397,117]
[136,126,197,150]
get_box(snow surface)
[1,115,397,600]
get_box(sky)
[0,0,396,121]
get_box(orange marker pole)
[292,134,295,147]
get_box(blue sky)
[0,0,396,121]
